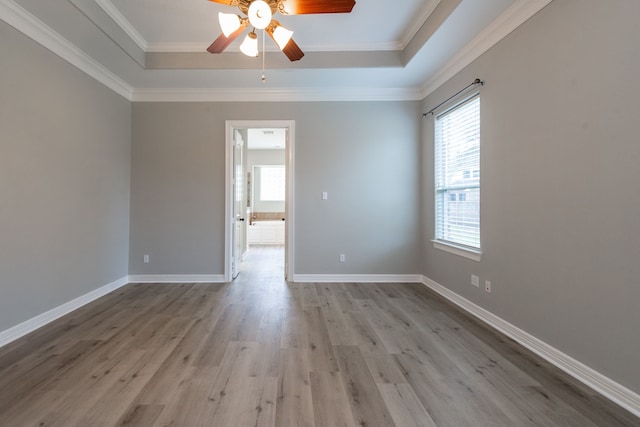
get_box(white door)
[232,130,245,279]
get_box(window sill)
[432,240,482,262]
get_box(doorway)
[225,120,295,282]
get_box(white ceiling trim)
[398,0,441,50]
[420,0,554,99]
[1,0,553,103]
[94,0,148,51]
[0,0,133,100]
[145,42,211,53]
[286,40,400,52]
[97,0,421,54]
[146,40,401,53]
[132,87,423,103]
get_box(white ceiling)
[247,128,286,150]
[2,0,552,101]
[110,0,436,50]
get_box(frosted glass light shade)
[248,0,272,30]
[218,12,241,37]
[240,32,258,57]
[272,25,293,50]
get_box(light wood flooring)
[0,245,638,426]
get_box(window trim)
[432,240,482,262]
[433,92,482,258]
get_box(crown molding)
[2,0,553,103]
[300,40,401,52]
[132,87,423,103]
[146,42,211,53]
[399,0,442,50]
[94,0,148,51]
[98,0,401,54]
[0,0,134,100]
[146,40,400,53]
[420,0,553,99]
[146,42,310,54]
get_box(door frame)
[231,128,245,279]
[224,120,295,282]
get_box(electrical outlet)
[471,275,479,287]
[485,280,492,293]
[339,253,346,263]
[144,254,149,263]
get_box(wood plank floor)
[0,245,638,426]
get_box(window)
[434,94,480,252]
[259,166,285,201]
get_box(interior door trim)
[224,120,295,282]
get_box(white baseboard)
[127,274,226,283]
[420,275,640,418]
[292,274,423,283]
[0,276,129,348]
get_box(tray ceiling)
[2,0,552,101]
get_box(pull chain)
[261,29,266,83]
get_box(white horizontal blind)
[435,94,480,249]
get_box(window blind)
[435,94,480,249]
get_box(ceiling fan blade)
[208,0,237,5]
[267,27,304,62]
[281,38,304,61]
[266,21,303,61]
[207,22,248,53]
[279,0,355,15]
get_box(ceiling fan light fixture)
[218,12,242,37]
[272,25,293,50]
[208,0,356,63]
[240,31,259,57]
[248,0,272,30]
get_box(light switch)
[322,192,328,200]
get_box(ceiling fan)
[207,0,356,61]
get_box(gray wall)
[129,101,422,275]
[421,0,640,393]
[247,149,285,213]
[1,0,639,400]
[0,22,131,332]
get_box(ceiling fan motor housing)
[235,0,281,16]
